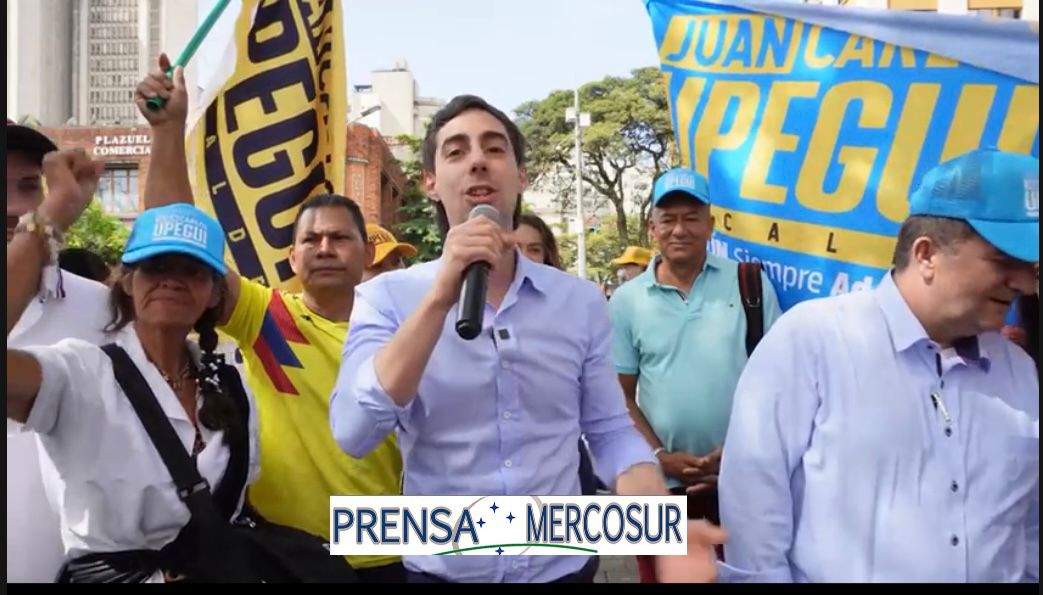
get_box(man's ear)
[518,165,529,193]
[423,169,439,201]
[911,236,939,281]
[288,245,300,276]
[365,242,376,267]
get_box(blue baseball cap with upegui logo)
[653,167,711,206]
[909,148,1039,263]
[122,204,228,275]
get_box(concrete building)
[7,0,200,127]
[807,0,1037,20]
[38,123,406,228]
[348,61,444,157]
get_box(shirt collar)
[432,246,550,296]
[513,246,550,295]
[876,271,990,369]
[641,252,721,290]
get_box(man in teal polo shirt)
[609,167,781,582]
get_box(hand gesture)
[654,519,727,583]
[134,53,188,128]
[38,150,105,231]
[657,450,705,484]
[430,213,513,307]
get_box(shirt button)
[950,535,959,547]
[502,411,512,420]
[512,561,520,570]
[500,360,510,369]
[950,481,959,493]
[504,459,513,468]
[945,427,953,437]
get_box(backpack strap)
[101,344,247,521]
[738,263,764,357]
[211,363,251,521]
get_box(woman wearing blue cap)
[6,179,261,580]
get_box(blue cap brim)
[122,243,229,276]
[967,219,1039,263]
[654,189,709,207]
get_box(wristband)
[15,211,64,265]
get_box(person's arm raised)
[372,216,509,406]
[136,53,192,209]
[136,52,239,325]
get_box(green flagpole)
[146,0,234,112]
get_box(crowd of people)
[5,57,1039,584]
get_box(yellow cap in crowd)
[611,246,653,267]
[366,223,418,266]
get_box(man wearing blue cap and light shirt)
[609,167,781,582]
[718,149,1039,583]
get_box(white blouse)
[18,325,261,570]
[8,267,112,583]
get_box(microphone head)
[468,204,506,228]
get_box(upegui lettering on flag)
[187,0,347,291]
[645,0,1039,309]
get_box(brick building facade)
[38,123,407,227]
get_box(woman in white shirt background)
[6,150,259,582]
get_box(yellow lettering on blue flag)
[187,0,347,291]
[646,1,1039,308]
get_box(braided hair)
[107,265,243,444]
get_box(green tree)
[515,67,674,255]
[558,215,643,285]
[391,135,442,262]
[65,200,131,265]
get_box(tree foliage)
[515,67,674,254]
[558,215,643,285]
[65,200,131,265]
[390,135,442,263]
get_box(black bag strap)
[101,344,247,521]
[738,262,764,357]
[211,363,251,520]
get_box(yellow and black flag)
[187,0,346,291]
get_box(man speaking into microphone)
[330,95,724,583]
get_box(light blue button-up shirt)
[719,272,1039,583]
[609,254,781,487]
[330,251,656,583]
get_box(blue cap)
[653,167,710,206]
[909,149,1039,263]
[122,204,228,275]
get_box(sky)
[198,0,663,116]
[342,0,662,114]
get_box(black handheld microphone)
[455,204,502,340]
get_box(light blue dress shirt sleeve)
[330,278,414,458]
[607,291,640,375]
[718,304,821,583]
[580,288,657,486]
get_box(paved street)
[594,556,640,583]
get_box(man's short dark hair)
[892,215,976,271]
[59,248,110,283]
[421,95,526,173]
[420,95,526,236]
[291,193,366,241]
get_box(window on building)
[96,165,140,215]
